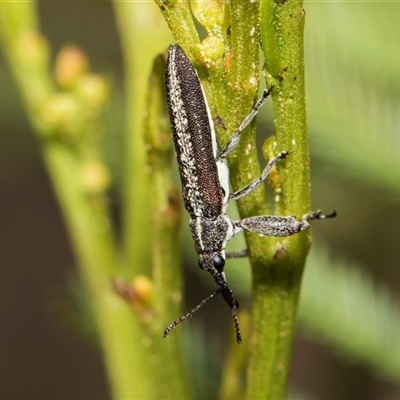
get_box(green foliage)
[305,2,400,196]
[301,247,400,383]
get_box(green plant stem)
[153,0,199,50]
[142,54,191,399]
[223,2,264,206]
[113,3,194,397]
[245,2,310,399]
[219,311,251,400]
[43,144,153,399]
[154,1,312,398]
[112,1,173,275]
[0,2,157,398]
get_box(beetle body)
[164,44,336,344]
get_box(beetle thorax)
[189,215,234,261]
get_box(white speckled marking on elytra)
[167,48,206,215]
[292,139,296,146]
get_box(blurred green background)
[1,1,399,399]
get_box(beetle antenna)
[163,289,221,338]
[230,304,242,345]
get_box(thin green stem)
[219,311,251,400]
[43,144,153,400]
[0,2,162,398]
[153,0,199,50]
[113,1,173,276]
[142,54,191,399]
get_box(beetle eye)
[213,255,225,271]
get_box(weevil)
[163,45,335,344]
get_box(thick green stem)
[145,1,312,398]
[246,1,311,399]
